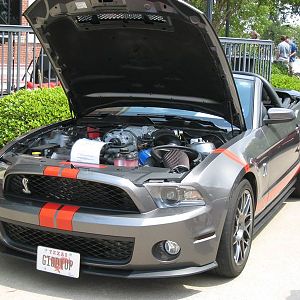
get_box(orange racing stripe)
[56,205,80,231]
[43,166,80,179]
[61,168,79,179]
[43,166,60,177]
[41,167,80,230]
[39,202,62,228]
[213,148,250,172]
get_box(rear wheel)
[215,179,254,277]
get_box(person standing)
[286,36,298,75]
[276,35,290,68]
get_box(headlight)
[145,183,205,208]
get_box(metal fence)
[220,37,274,81]
[0,25,274,97]
[0,25,58,97]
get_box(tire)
[292,175,300,198]
[214,179,255,278]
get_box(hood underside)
[24,0,245,128]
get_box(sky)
[285,15,300,26]
[283,7,300,26]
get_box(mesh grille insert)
[5,174,139,213]
[3,222,134,264]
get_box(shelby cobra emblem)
[22,178,31,195]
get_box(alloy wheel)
[232,189,253,265]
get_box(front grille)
[5,174,139,213]
[3,222,134,264]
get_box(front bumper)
[0,240,217,278]
[0,196,224,278]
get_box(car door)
[234,75,271,215]
[260,85,299,210]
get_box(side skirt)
[253,179,296,236]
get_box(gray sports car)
[0,0,299,279]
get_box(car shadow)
[0,255,233,300]
[287,290,300,300]
[284,197,300,203]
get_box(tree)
[189,0,300,39]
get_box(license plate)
[36,246,80,278]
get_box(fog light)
[152,240,181,261]
[164,240,181,255]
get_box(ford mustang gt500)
[0,0,299,279]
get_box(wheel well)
[243,172,257,209]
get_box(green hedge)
[271,74,300,91]
[0,87,69,148]
[271,63,300,91]
[271,63,289,76]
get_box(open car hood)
[24,0,245,128]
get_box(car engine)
[11,122,228,173]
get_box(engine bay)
[7,119,231,174]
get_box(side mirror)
[263,107,296,125]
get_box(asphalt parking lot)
[0,198,299,300]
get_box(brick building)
[21,0,34,25]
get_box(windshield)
[89,77,254,130]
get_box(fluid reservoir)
[114,148,139,168]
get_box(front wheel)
[215,179,254,277]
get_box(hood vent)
[76,13,167,24]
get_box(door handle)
[262,163,268,177]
